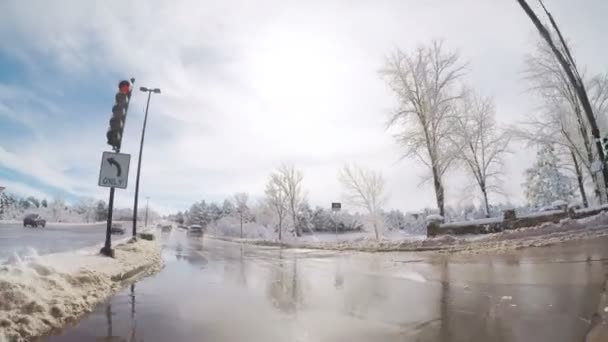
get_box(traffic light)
[106,80,132,151]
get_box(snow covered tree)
[265,175,288,240]
[95,201,108,221]
[452,92,511,217]
[41,199,48,208]
[523,144,575,207]
[222,199,235,217]
[270,164,306,236]
[0,192,9,219]
[234,192,249,238]
[339,164,387,240]
[75,197,97,222]
[519,38,608,206]
[296,202,313,234]
[207,202,222,223]
[517,0,608,204]
[187,201,212,226]
[381,40,466,217]
[175,211,185,225]
[26,196,40,208]
[384,210,407,231]
[49,198,66,221]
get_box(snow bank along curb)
[585,276,608,342]
[0,239,162,342]
[428,205,608,237]
[211,211,608,254]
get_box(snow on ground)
[214,210,608,254]
[0,238,162,342]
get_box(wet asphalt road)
[43,229,608,342]
[0,222,128,262]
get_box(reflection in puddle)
[47,234,608,342]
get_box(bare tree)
[512,116,591,207]
[234,192,249,239]
[516,0,608,198]
[271,164,305,237]
[339,164,387,240]
[521,38,608,205]
[451,92,511,217]
[380,40,466,217]
[265,176,288,241]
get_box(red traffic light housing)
[119,80,130,94]
[107,79,134,151]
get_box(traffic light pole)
[101,78,135,258]
[101,187,116,257]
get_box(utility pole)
[132,87,161,238]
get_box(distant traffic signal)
[106,80,132,151]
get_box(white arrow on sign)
[98,151,131,189]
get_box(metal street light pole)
[132,87,161,238]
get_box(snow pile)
[0,239,162,342]
[425,214,444,222]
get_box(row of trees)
[178,161,526,240]
[381,40,511,218]
[380,33,608,217]
[0,192,159,223]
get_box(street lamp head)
[153,88,161,94]
[139,86,149,92]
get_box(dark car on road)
[23,214,46,228]
[111,223,125,235]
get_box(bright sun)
[248,30,343,111]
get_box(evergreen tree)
[95,201,108,221]
[222,199,235,217]
[523,144,575,207]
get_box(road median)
[0,238,162,342]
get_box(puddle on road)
[43,232,608,342]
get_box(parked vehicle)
[161,224,173,232]
[111,223,125,235]
[188,224,205,237]
[23,214,46,228]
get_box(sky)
[0,0,607,214]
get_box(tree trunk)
[372,214,380,241]
[432,164,445,217]
[240,214,243,239]
[293,211,301,237]
[278,216,283,241]
[481,184,491,218]
[570,150,589,208]
[592,174,602,204]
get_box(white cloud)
[0,179,52,200]
[0,0,607,214]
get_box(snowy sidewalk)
[0,238,162,342]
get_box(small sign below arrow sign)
[98,151,131,189]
